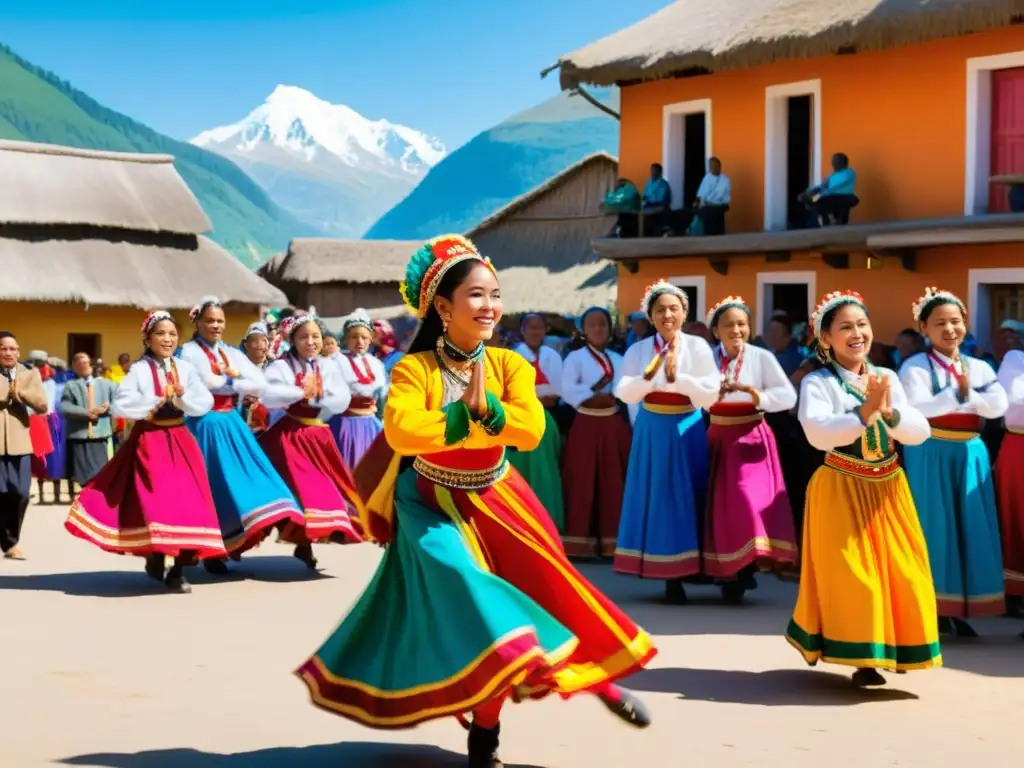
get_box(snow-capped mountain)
[191,85,447,238]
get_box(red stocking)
[472,692,507,729]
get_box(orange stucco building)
[554,2,1024,349]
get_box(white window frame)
[967,267,1024,346]
[965,51,1024,215]
[662,99,713,211]
[668,275,706,322]
[753,271,817,338]
[764,80,823,231]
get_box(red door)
[990,67,1024,212]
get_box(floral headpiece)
[280,311,326,342]
[912,287,966,324]
[640,279,688,321]
[189,295,221,323]
[810,290,865,339]
[706,295,749,327]
[140,310,173,341]
[343,308,374,335]
[399,234,495,318]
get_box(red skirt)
[996,431,1024,596]
[259,416,364,545]
[561,411,631,557]
[65,420,226,559]
[29,414,53,457]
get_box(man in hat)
[60,352,115,491]
[0,332,48,558]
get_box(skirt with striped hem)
[995,431,1024,597]
[506,409,565,532]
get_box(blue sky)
[4,0,669,148]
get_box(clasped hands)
[858,374,893,424]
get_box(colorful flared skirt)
[562,410,630,558]
[506,408,565,532]
[186,410,304,555]
[904,436,1004,618]
[704,417,797,578]
[296,466,655,729]
[328,414,384,471]
[613,405,708,579]
[994,431,1024,596]
[786,457,942,671]
[29,413,54,479]
[64,420,226,559]
[259,416,363,545]
[41,411,67,479]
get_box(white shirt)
[696,172,731,206]
[898,350,1007,421]
[180,339,267,398]
[334,352,388,399]
[513,343,563,399]
[561,345,624,409]
[711,343,797,413]
[111,357,213,421]
[261,355,351,416]
[997,350,1024,430]
[798,365,929,452]
[616,331,720,424]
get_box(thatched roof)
[263,239,422,285]
[0,139,212,234]
[1,234,286,309]
[551,0,1024,88]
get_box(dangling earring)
[442,316,450,333]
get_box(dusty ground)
[3,502,1023,767]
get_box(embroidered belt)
[643,401,694,415]
[344,395,378,417]
[577,406,618,417]
[414,448,508,490]
[928,414,980,441]
[709,410,763,426]
[825,451,900,480]
[145,417,185,428]
[212,394,239,413]
[1007,426,1024,436]
[288,413,328,428]
[931,428,979,442]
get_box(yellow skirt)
[785,460,942,672]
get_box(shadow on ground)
[0,557,333,598]
[627,666,919,706]
[60,743,543,767]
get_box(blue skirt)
[186,410,304,554]
[613,405,708,579]
[904,436,1005,618]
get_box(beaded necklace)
[435,335,485,385]
[830,361,890,460]
[717,344,745,395]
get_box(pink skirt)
[258,416,364,545]
[996,431,1024,596]
[703,415,798,578]
[65,420,226,559]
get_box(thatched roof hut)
[0,140,285,310]
[466,151,619,316]
[550,0,1024,88]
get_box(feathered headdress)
[342,308,374,335]
[640,279,688,320]
[912,287,965,324]
[189,296,221,323]
[140,310,173,341]
[399,234,495,318]
[810,290,865,339]
[706,295,749,327]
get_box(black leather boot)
[467,722,502,768]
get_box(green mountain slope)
[0,45,315,267]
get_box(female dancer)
[181,298,303,569]
[259,312,363,570]
[704,296,798,602]
[65,311,226,593]
[295,235,654,768]
[997,346,1024,606]
[787,290,941,686]
[328,309,387,468]
[240,321,274,434]
[613,280,719,604]
[899,288,1008,634]
[509,313,566,531]
[560,306,631,558]
[372,319,405,375]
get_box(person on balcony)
[799,153,859,227]
[691,156,731,235]
[602,178,641,238]
[642,163,672,236]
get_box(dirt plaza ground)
[3,504,1023,767]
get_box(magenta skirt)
[65,420,226,559]
[703,413,798,578]
[259,416,364,545]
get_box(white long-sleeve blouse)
[112,356,213,421]
[616,331,720,423]
[998,350,1024,431]
[513,343,563,400]
[898,350,1008,421]
[180,339,267,398]
[711,343,797,413]
[561,345,624,410]
[261,354,351,416]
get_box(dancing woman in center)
[786,291,941,686]
[296,235,654,768]
[613,280,720,604]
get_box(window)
[965,51,1024,215]
[662,100,712,211]
[668,275,706,323]
[764,80,822,231]
[754,271,817,338]
[968,268,1024,350]
[67,333,101,362]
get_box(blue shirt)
[823,168,856,196]
[643,178,671,207]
